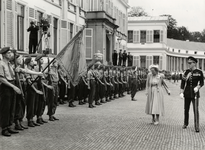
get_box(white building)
[127,16,205,71]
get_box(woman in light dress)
[145,64,165,125]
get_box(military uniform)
[0,47,19,136]
[181,68,204,131]
[131,67,138,101]
[87,67,96,108]
[47,64,59,121]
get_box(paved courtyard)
[1,80,205,150]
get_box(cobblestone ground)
[1,80,205,150]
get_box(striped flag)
[56,27,87,86]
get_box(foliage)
[128,7,148,17]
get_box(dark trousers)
[184,97,199,129]
[99,83,105,100]
[29,38,37,54]
[88,80,96,105]
[118,59,122,66]
[113,59,117,66]
[122,60,126,66]
[14,94,25,122]
[0,83,15,130]
[95,81,100,102]
[78,79,88,101]
[67,84,76,103]
[36,95,45,117]
[47,83,58,116]
[131,78,138,98]
[59,79,66,101]
[26,86,37,120]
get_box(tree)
[128,7,148,17]
[177,26,190,41]
[201,29,205,42]
[189,32,202,42]
[160,14,178,39]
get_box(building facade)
[127,16,205,71]
[0,0,88,54]
[85,0,129,64]
[0,0,129,65]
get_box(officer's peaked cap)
[187,56,198,63]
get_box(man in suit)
[122,50,127,66]
[27,21,39,54]
[127,52,133,66]
[180,56,204,133]
[112,50,118,66]
[118,49,123,66]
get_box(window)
[186,51,188,53]
[172,49,174,52]
[85,28,93,59]
[17,3,24,51]
[178,50,180,53]
[128,30,133,43]
[140,56,146,68]
[140,30,146,43]
[70,23,73,39]
[154,30,160,43]
[153,56,159,64]
[194,51,197,54]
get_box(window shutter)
[160,30,163,42]
[146,56,149,68]
[150,31,153,43]
[133,31,137,43]
[29,7,35,18]
[6,0,12,10]
[150,56,152,65]
[60,20,68,49]
[136,56,139,67]
[146,31,150,43]
[7,11,13,47]
[85,28,93,59]
[106,0,109,13]
[136,31,139,43]
[159,56,162,69]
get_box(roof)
[128,16,168,21]
[167,39,205,51]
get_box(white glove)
[194,87,199,93]
[180,93,184,99]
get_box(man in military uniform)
[131,66,138,101]
[180,56,204,133]
[0,47,21,136]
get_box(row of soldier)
[0,47,60,137]
[59,62,148,108]
[0,47,148,137]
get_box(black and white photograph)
[0,0,205,149]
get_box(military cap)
[0,47,11,54]
[35,54,44,61]
[187,56,198,63]
[25,57,32,65]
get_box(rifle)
[13,51,25,101]
[39,60,46,101]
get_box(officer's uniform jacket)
[181,69,204,98]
